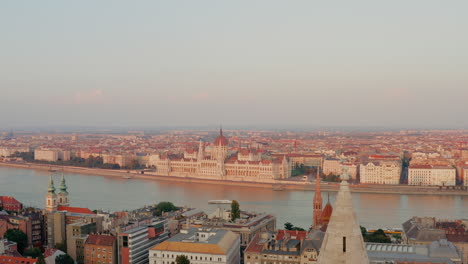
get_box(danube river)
[1,166,467,229]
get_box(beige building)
[323,159,341,176]
[408,165,456,186]
[0,147,30,157]
[323,160,358,180]
[149,228,240,264]
[463,167,468,187]
[359,160,401,185]
[150,130,291,183]
[244,230,323,264]
[102,154,134,168]
[67,222,96,264]
[35,149,70,162]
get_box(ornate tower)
[57,173,69,207]
[197,139,205,161]
[45,175,58,212]
[313,168,323,229]
[212,128,228,161]
[317,168,369,264]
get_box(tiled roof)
[85,234,116,246]
[152,242,225,254]
[57,206,95,214]
[0,256,37,264]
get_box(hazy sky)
[1,1,467,129]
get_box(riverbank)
[2,161,468,196]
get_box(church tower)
[45,175,58,212]
[57,173,69,207]
[317,168,369,264]
[313,167,323,229]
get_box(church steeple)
[313,167,323,229]
[57,172,69,207]
[59,173,68,194]
[46,175,58,212]
[48,175,56,194]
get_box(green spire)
[59,173,68,194]
[48,175,56,193]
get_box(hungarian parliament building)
[148,129,292,182]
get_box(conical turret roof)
[317,169,369,264]
[48,175,56,194]
[59,173,68,194]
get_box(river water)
[1,166,467,230]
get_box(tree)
[23,247,42,258]
[362,229,391,243]
[175,255,190,264]
[230,200,240,222]
[155,202,178,216]
[55,242,67,253]
[284,222,305,231]
[360,226,367,237]
[37,255,46,264]
[4,229,28,253]
[55,254,74,264]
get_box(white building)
[149,228,240,264]
[323,159,341,176]
[118,219,169,264]
[408,165,456,186]
[360,160,401,185]
[0,147,30,157]
[35,149,70,162]
[464,167,468,187]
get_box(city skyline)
[1,1,467,129]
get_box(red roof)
[57,206,95,214]
[244,233,263,253]
[0,256,37,264]
[85,234,116,246]
[0,196,22,206]
[43,248,58,258]
[321,203,333,223]
[214,129,228,146]
[276,230,307,240]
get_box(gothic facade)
[151,129,292,182]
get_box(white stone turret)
[197,139,205,161]
[317,167,369,264]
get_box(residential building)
[201,211,276,248]
[367,240,462,264]
[408,165,456,186]
[402,217,468,264]
[35,149,70,162]
[84,235,117,264]
[244,230,323,264]
[323,159,341,176]
[149,228,240,264]
[67,221,97,264]
[360,160,401,185]
[463,167,468,187]
[118,219,169,264]
[0,196,22,212]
